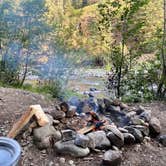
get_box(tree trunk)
[157,0,166,97]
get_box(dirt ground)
[0,87,166,166]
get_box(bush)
[0,60,20,86]
[36,80,64,99]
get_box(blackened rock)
[87,131,111,149]
[125,126,143,143]
[102,150,122,166]
[74,134,90,148]
[149,117,161,136]
[54,140,90,157]
[123,133,135,144]
[50,110,66,120]
[103,98,112,109]
[136,106,146,115]
[60,102,69,113]
[107,105,121,112]
[159,135,166,146]
[61,129,76,141]
[90,87,97,91]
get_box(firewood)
[77,125,96,134]
[7,105,49,138]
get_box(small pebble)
[59,157,66,164]
[68,160,74,165]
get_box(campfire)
[7,97,162,165]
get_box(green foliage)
[36,81,63,98]
[0,60,20,86]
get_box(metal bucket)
[0,137,21,166]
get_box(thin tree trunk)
[157,0,166,97]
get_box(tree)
[0,0,50,86]
[157,0,166,97]
[98,0,149,98]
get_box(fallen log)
[7,105,49,139]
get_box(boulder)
[118,127,128,133]
[107,105,121,112]
[136,106,146,115]
[102,150,122,166]
[54,140,90,157]
[149,117,161,136]
[33,125,61,149]
[61,129,76,141]
[125,126,143,143]
[139,110,151,122]
[126,111,136,118]
[103,98,112,109]
[87,131,111,149]
[107,132,124,148]
[104,125,124,148]
[33,125,61,142]
[123,133,135,144]
[130,117,146,126]
[159,135,166,146]
[134,125,149,136]
[74,134,90,148]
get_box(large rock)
[149,117,161,136]
[123,133,135,144]
[107,132,124,148]
[159,135,166,146]
[33,125,61,149]
[33,125,61,141]
[125,126,143,143]
[139,110,151,122]
[130,117,146,126]
[54,140,90,157]
[87,131,111,149]
[105,125,124,148]
[134,125,149,136]
[102,150,122,166]
[74,134,90,148]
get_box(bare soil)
[0,87,166,166]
